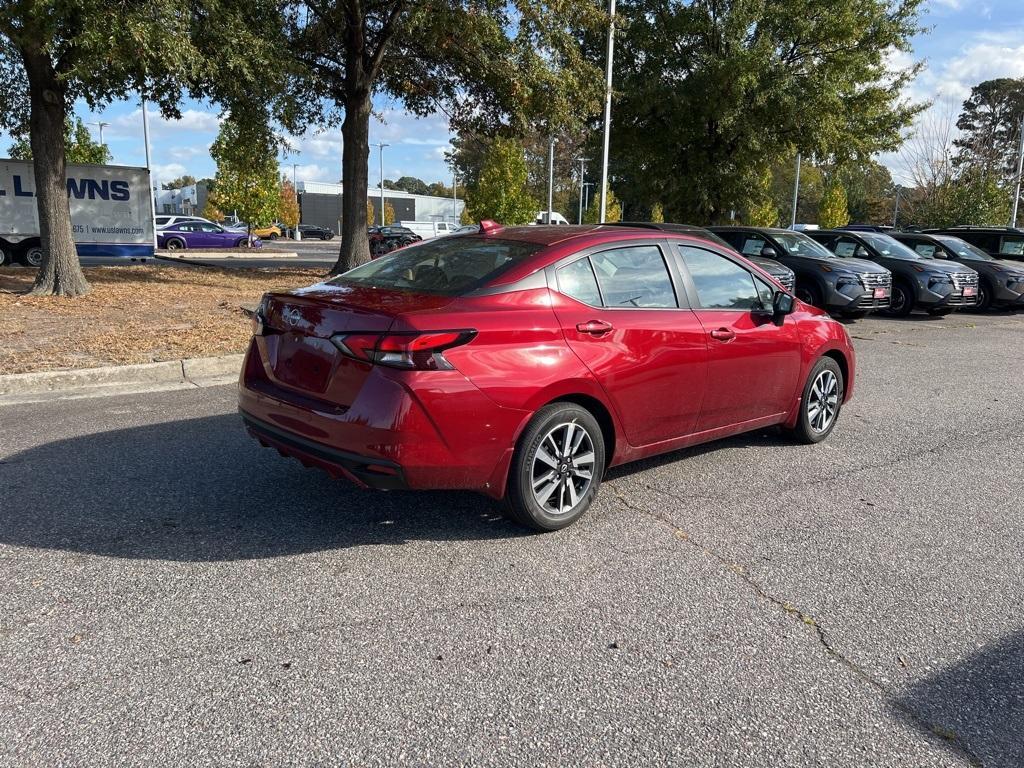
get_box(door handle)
[576,320,613,335]
[710,328,736,342]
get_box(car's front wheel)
[790,357,844,444]
[506,403,605,531]
[268,232,279,240]
[887,281,914,317]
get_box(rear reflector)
[331,330,476,370]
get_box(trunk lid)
[260,284,454,403]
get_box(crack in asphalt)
[606,479,985,767]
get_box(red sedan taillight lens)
[331,330,476,370]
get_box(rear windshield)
[330,237,543,295]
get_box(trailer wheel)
[21,245,44,267]
[0,246,9,267]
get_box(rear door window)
[589,245,678,308]
[999,237,1024,256]
[556,257,602,306]
[679,246,760,309]
[832,237,860,258]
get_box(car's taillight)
[331,330,476,370]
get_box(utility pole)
[292,163,301,240]
[371,142,389,226]
[599,0,616,223]
[547,136,557,224]
[583,182,595,215]
[577,158,588,225]
[1012,113,1024,228]
[790,153,801,229]
[892,185,902,229]
[452,171,458,224]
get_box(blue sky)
[3,0,1023,189]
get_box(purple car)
[157,221,262,250]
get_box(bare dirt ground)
[0,264,324,374]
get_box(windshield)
[329,237,543,295]
[772,231,839,259]
[935,236,994,261]
[860,232,923,260]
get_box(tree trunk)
[22,49,90,296]
[331,92,373,274]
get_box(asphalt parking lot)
[2,311,1023,766]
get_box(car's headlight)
[927,273,952,288]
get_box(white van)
[534,212,570,225]
[398,221,459,240]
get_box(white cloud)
[280,163,335,183]
[108,107,222,139]
[150,162,188,181]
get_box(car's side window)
[740,237,767,256]
[590,245,678,308]
[201,223,221,232]
[910,241,938,257]
[832,237,860,258]
[556,257,603,306]
[753,274,776,308]
[1000,237,1024,256]
[679,246,760,310]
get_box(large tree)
[8,115,111,164]
[282,1,602,274]
[0,0,284,296]
[210,111,281,232]
[953,78,1024,186]
[464,137,538,225]
[607,0,925,223]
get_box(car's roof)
[924,226,1024,233]
[708,225,795,235]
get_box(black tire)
[165,238,186,252]
[235,238,248,248]
[0,246,9,267]
[268,232,279,240]
[794,282,823,308]
[505,403,606,531]
[20,245,44,267]
[887,281,915,317]
[976,279,993,311]
[371,240,389,257]
[321,233,332,241]
[790,357,844,444]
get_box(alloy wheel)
[807,369,839,433]
[530,421,596,516]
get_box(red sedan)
[239,222,855,530]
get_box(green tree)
[954,78,1024,186]
[389,176,430,195]
[842,160,894,224]
[582,186,621,224]
[8,116,111,164]
[608,0,925,223]
[651,202,664,223]
[278,177,300,229]
[818,181,850,228]
[210,112,281,236]
[282,1,602,273]
[466,137,538,225]
[383,201,396,226]
[0,1,285,295]
[162,175,197,190]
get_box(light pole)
[141,97,156,248]
[371,142,389,226]
[452,172,458,224]
[1011,114,1024,228]
[790,152,801,229]
[577,158,589,225]
[89,121,109,158]
[547,136,557,224]
[892,185,902,228]
[599,0,616,223]
[292,163,302,240]
[583,182,595,217]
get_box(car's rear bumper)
[238,338,527,497]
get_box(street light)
[599,0,617,223]
[140,97,156,249]
[547,136,557,224]
[892,184,902,228]
[371,142,389,226]
[1011,113,1024,228]
[89,121,109,158]
[790,152,801,229]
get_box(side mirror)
[854,246,871,259]
[773,291,794,317]
[760,246,779,259]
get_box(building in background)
[154,182,210,216]
[297,181,465,231]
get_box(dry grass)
[0,264,326,375]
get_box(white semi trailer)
[0,159,155,266]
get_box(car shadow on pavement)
[0,414,525,561]
[894,629,1024,767]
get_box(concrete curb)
[0,354,244,406]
